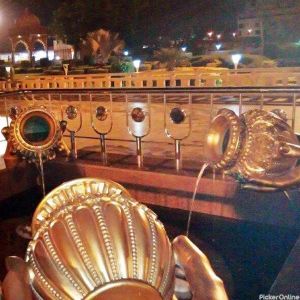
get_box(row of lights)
[127,54,243,72]
[17,33,42,39]
[207,31,237,39]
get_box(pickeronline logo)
[259,295,300,300]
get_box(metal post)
[260,93,264,110]
[136,136,143,168]
[100,134,107,165]
[70,131,77,160]
[239,93,242,116]
[175,139,182,171]
[292,93,296,131]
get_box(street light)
[124,50,129,56]
[231,54,242,70]
[133,59,141,73]
[215,44,222,51]
[181,46,187,52]
[207,31,213,39]
[232,32,237,38]
[216,34,221,40]
[248,28,253,34]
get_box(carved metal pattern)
[8,106,62,162]
[65,105,78,120]
[206,108,300,189]
[26,178,174,300]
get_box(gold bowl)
[26,178,174,300]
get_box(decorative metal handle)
[61,105,82,160]
[90,94,113,164]
[164,94,192,171]
[126,94,151,168]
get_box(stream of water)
[186,162,209,237]
[38,152,46,197]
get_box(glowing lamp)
[215,44,222,51]
[231,54,242,70]
[133,59,141,73]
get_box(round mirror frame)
[9,106,62,161]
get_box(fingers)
[2,257,33,300]
[173,235,228,300]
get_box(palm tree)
[85,29,124,64]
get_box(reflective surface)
[131,107,145,123]
[206,108,300,188]
[27,178,174,300]
[22,116,50,144]
[95,106,108,121]
[170,107,186,124]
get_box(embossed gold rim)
[27,178,174,300]
[9,106,61,160]
[205,109,243,169]
[31,178,132,235]
[84,279,163,300]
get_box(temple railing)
[1,87,300,167]
[1,88,300,225]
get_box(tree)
[154,48,190,71]
[84,29,124,64]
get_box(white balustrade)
[2,67,300,91]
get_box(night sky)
[0,0,247,44]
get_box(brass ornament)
[26,178,175,300]
[131,107,146,123]
[65,105,78,120]
[9,106,22,120]
[95,106,108,121]
[169,107,186,124]
[206,108,300,188]
[8,106,62,162]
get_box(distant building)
[0,9,74,64]
[237,1,263,54]
[237,0,300,55]
[9,8,48,63]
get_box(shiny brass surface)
[26,178,174,300]
[8,106,63,162]
[205,109,242,170]
[95,106,108,121]
[206,108,300,188]
[85,280,163,300]
[65,105,78,120]
[131,107,146,123]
